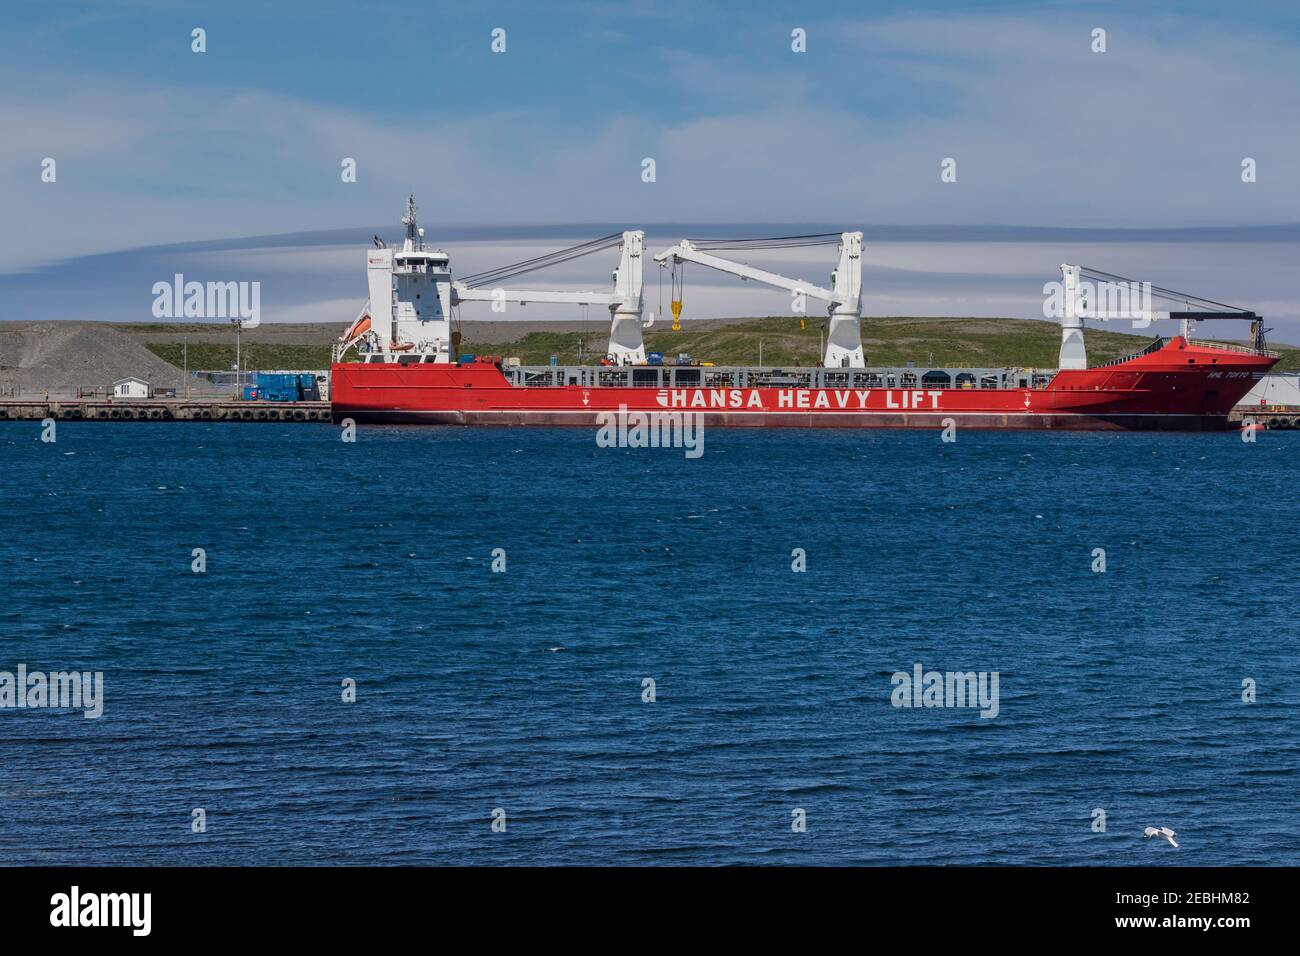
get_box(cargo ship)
[330,198,1278,431]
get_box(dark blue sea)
[1,423,1296,866]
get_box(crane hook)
[671,260,683,331]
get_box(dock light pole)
[231,318,242,397]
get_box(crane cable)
[459,233,624,288]
[1077,266,1250,314]
[689,232,841,251]
[658,261,664,329]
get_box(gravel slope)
[0,322,209,396]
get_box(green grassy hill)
[143,341,334,371]
[465,316,1300,371]
[138,316,1300,372]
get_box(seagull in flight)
[1144,826,1178,848]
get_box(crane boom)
[1055,264,1261,369]
[653,232,865,368]
[655,245,839,302]
[451,231,646,363]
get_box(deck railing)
[505,364,1050,390]
[1188,339,1280,358]
[1093,338,1167,369]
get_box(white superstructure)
[343,196,455,363]
[338,198,646,364]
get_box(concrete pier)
[1228,407,1300,430]
[0,399,332,423]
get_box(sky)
[1,1,1298,336]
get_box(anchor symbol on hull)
[1023,392,1032,408]
[582,390,590,407]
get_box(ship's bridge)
[393,251,449,274]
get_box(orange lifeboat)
[340,313,371,342]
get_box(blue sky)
[4,1,1300,262]
[2,1,1299,336]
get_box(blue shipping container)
[247,372,319,402]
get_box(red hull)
[330,337,1276,431]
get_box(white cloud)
[0,8,1296,274]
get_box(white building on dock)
[113,377,152,399]
[1239,373,1300,409]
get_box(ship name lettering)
[885,390,944,409]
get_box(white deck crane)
[1055,263,1265,369]
[451,231,648,364]
[652,232,865,368]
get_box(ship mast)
[402,194,422,251]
